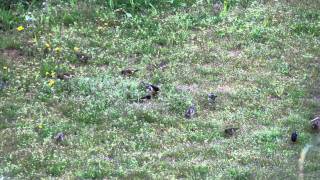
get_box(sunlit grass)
[0,0,319,178]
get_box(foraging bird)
[138,94,152,103]
[291,131,298,142]
[185,104,196,119]
[145,83,160,96]
[311,116,320,130]
[213,1,223,15]
[121,68,139,76]
[224,127,239,136]
[208,93,218,103]
[158,61,168,70]
[76,52,91,63]
[57,72,74,80]
[137,83,160,103]
[54,132,65,142]
[141,94,152,100]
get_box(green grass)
[0,0,320,179]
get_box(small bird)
[208,93,218,103]
[54,132,65,142]
[213,1,223,15]
[311,116,320,130]
[76,52,91,63]
[157,61,168,70]
[137,94,152,103]
[291,131,298,142]
[185,104,196,119]
[145,83,160,96]
[57,72,74,80]
[224,127,239,136]
[141,94,152,100]
[121,68,139,76]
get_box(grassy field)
[1,0,320,179]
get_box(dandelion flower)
[54,47,62,53]
[73,47,80,52]
[51,71,56,78]
[48,79,55,87]
[38,124,43,129]
[16,26,24,31]
[45,43,51,49]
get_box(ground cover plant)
[0,0,320,179]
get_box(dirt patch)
[1,48,25,62]
[228,49,242,58]
[216,84,235,94]
[176,84,199,93]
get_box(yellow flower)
[73,47,80,52]
[38,124,43,129]
[45,43,51,49]
[3,66,8,70]
[54,47,62,53]
[16,26,24,31]
[51,71,56,78]
[45,71,50,76]
[48,79,55,87]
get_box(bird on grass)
[158,61,168,70]
[212,1,223,15]
[137,94,152,103]
[76,52,91,63]
[56,72,74,80]
[54,132,65,143]
[224,127,239,136]
[291,131,298,143]
[137,82,160,102]
[121,68,139,76]
[185,104,196,119]
[311,116,320,130]
[208,93,218,104]
[141,94,152,100]
[145,83,160,96]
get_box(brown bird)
[57,72,74,80]
[121,68,139,76]
[76,52,91,63]
[311,116,320,130]
[185,104,196,119]
[224,127,239,136]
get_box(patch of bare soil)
[228,49,242,58]
[176,84,199,93]
[216,84,235,94]
[0,48,25,62]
